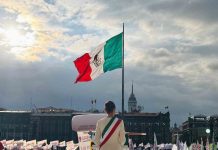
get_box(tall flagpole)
[122,23,124,118]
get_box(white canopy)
[71,114,107,131]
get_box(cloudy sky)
[0,0,218,125]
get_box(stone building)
[0,111,32,140]
[0,107,171,145]
[30,113,73,142]
[180,114,218,145]
[124,112,170,145]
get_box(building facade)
[180,114,218,145]
[0,111,32,140]
[0,108,77,142]
[0,108,171,145]
[30,113,73,142]
[209,115,218,142]
[123,112,171,145]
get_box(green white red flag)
[74,33,123,83]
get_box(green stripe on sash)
[102,116,116,138]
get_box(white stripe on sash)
[100,118,119,143]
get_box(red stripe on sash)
[100,119,122,149]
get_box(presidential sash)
[99,117,122,149]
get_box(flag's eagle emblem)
[93,53,102,67]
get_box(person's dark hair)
[105,101,116,113]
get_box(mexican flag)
[74,33,123,83]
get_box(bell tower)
[128,81,137,112]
